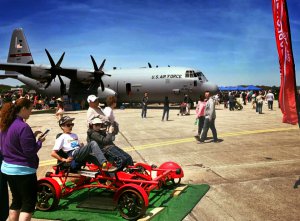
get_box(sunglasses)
[94,123,105,127]
[64,123,74,127]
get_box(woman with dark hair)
[0,98,46,221]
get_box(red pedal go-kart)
[36,161,184,220]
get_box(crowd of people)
[215,89,276,114]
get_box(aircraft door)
[126,83,131,95]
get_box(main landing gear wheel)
[117,189,146,220]
[36,181,60,211]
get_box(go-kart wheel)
[36,181,60,211]
[117,189,146,220]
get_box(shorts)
[6,173,37,213]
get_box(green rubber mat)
[33,184,210,221]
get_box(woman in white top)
[103,96,119,136]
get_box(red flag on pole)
[272,0,299,125]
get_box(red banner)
[272,0,298,125]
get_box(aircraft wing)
[0,62,79,80]
[0,74,19,79]
[0,63,31,73]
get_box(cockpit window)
[185,70,195,78]
[195,71,207,82]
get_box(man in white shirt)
[86,95,109,127]
[265,90,275,110]
[199,91,219,143]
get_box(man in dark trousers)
[199,91,219,143]
[162,96,170,121]
[141,92,149,118]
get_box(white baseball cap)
[87,95,99,103]
[91,117,104,125]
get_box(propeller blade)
[90,55,99,71]
[57,74,64,85]
[99,59,106,70]
[148,62,152,68]
[100,79,105,92]
[58,75,66,95]
[44,78,52,89]
[104,73,111,77]
[56,52,65,67]
[45,49,55,67]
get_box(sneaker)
[198,140,204,144]
[213,139,221,143]
[101,162,118,172]
[194,135,200,141]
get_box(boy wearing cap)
[87,117,133,170]
[51,116,117,172]
[86,94,109,127]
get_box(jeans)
[200,118,218,142]
[257,102,263,114]
[104,145,133,170]
[72,141,107,167]
[141,105,147,118]
[268,100,273,110]
[197,116,205,135]
[162,107,169,120]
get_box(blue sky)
[0,0,299,86]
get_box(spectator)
[265,90,275,110]
[228,92,235,111]
[103,96,119,137]
[256,91,264,114]
[86,95,108,127]
[199,91,219,143]
[55,98,64,120]
[141,92,149,118]
[0,98,46,221]
[195,95,206,139]
[162,96,170,121]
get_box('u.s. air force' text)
[151,74,182,79]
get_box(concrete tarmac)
[25,102,300,221]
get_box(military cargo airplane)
[0,28,218,103]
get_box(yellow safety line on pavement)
[39,127,297,167]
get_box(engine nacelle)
[97,88,117,101]
[30,66,51,80]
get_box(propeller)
[148,62,152,68]
[88,55,111,91]
[44,49,66,95]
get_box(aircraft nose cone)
[203,83,219,95]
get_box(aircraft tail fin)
[6,28,34,74]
